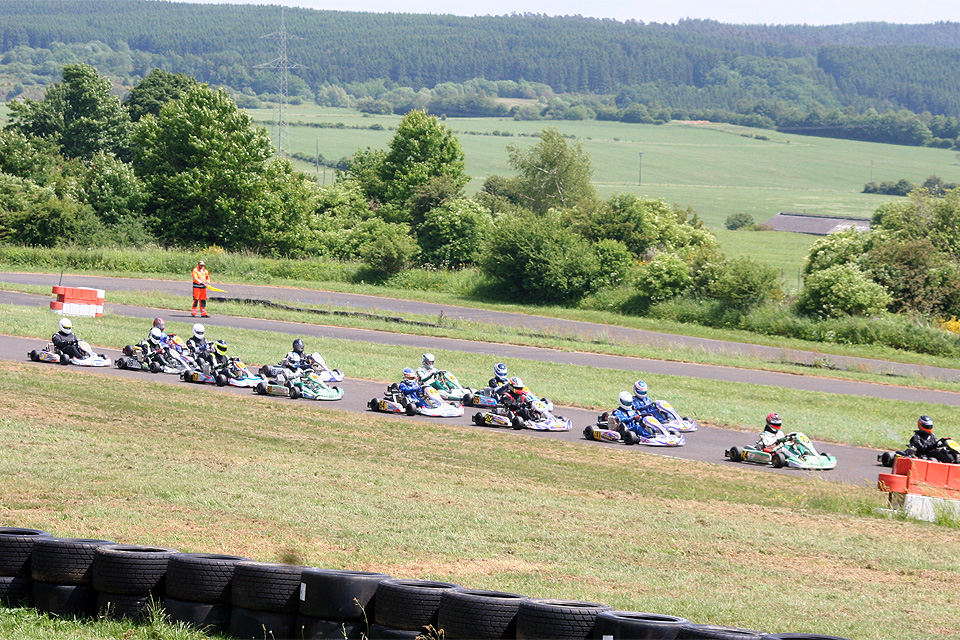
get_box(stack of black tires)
[0,527,852,640]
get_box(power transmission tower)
[256,8,306,154]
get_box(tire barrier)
[0,525,852,639]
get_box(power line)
[255,7,306,154]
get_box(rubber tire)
[299,568,392,620]
[29,350,39,362]
[256,382,266,395]
[728,447,741,463]
[769,635,853,639]
[97,591,154,621]
[0,527,51,578]
[228,605,296,639]
[59,353,69,365]
[115,358,125,369]
[295,614,368,639]
[515,598,612,640]
[31,537,115,585]
[512,416,525,430]
[438,588,528,639]
[290,385,301,400]
[404,402,417,416]
[366,623,422,639]
[583,426,594,441]
[163,596,231,633]
[463,392,474,406]
[32,582,97,618]
[373,578,462,631]
[677,623,774,639]
[0,576,31,606]
[594,611,691,640]
[370,398,380,411]
[92,544,179,596]
[772,452,787,469]
[879,451,894,467]
[215,373,228,387]
[231,561,306,613]
[165,553,248,604]
[474,412,485,426]
[623,430,640,445]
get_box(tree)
[507,128,597,214]
[418,198,492,268]
[795,263,891,319]
[7,64,132,161]
[124,69,199,122]
[132,84,311,253]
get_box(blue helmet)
[402,367,416,380]
[633,380,648,397]
[494,362,508,380]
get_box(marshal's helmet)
[766,412,782,431]
[918,415,934,434]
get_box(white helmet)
[618,391,633,408]
[149,327,163,344]
[193,323,205,339]
[58,318,73,333]
[422,353,435,368]
[286,352,302,368]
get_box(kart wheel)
[215,374,228,387]
[115,359,125,369]
[879,451,895,467]
[255,383,266,396]
[369,398,379,411]
[404,402,416,416]
[29,350,39,362]
[623,430,639,446]
[289,386,301,400]
[727,447,741,462]
[473,413,484,426]
[59,353,69,365]
[259,365,270,378]
[582,426,594,441]
[149,361,160,374]
[512,416,525,430]
[462,392,473,406]
[772,451,787,468]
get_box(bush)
[593,239,636,289]
[635,253,692,304]
[696,256,780,308]
[417,198,492,268]
[795,263,892,318]
[724,212,755,230]
[356,219,419,276]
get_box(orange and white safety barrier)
[50,286,105,318]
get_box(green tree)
[123,69,199,122]
[507,128,597,214]
[7,63,132,160]
[695,256,780,308]
[803,228,874,275]
[418,198,492,268]
[795,263,892,318]
[132,84,310,253]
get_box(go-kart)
[643,400,697,433]
[255,371,344,401]
[368,385,464,418]
[464,387,554,412]
[260,352,344,383]
[583,412,685,446]
[473,398,571,432]
[878,438,960,467]
[726,432,836,470]
[182,357,265,388]
[29,340,112,367]
[118,337,196,374]
[421,369,475,403]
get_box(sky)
[183,0,960,25]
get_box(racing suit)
[276,362,304,384]
[52,330,84,360]
[417,365,439,384]
[631,395,664,421]
[903,429,957,463]
[398,378,424,406]
[613,405,653,438]
[187,336,214,372]
[757,427,786,452]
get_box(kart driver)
[417,353,439,384]
[398,367,425,403]
[187,324,213,370]
[276,352,304,383]
[613,391,655,439]
[756,412,786,452]
[488,362,509,389]
[52,317,85,360]
[900,415,958,463]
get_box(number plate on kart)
[191,372,201,381]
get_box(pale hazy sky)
[185,0,960,25]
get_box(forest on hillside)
[3,1,960,147]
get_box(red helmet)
[918,415,934,434]
[765,412,782,430]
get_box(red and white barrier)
[878,457,960,521]
[50,286,105,318]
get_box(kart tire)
[31,537,115,585]
[373,578,462,631]
[231,561,306,613]
[879,451,895,467]
[772,452,787,469]
[215,374,228,387]
[149,361,160,373]
[462,392,474,406]
[32,582,97,617]
[299,568,391,620]
[512,416,525,430]
[29,350,39,362]
[623,430,639,446]
[165,553,249,604]
[369,398,380,411]
[437,588,528,639]
[92,544,179,596]
[295,614,368,639]
[728,447,741,462]
[163,596,230,633]
[366,623,422,639]
[229,605,296,639]
[515,598,613,640]
[595,611,691,640]
[97,591,153,621]
[0,576,31,606]
[676,623,773,639]
[59,353,69,365]
[404,402,416,416]
[256,382,266,395]
[259,365,271,378]
[473,412,484,426]
[0,527,52,578]
[583,426,594,441]
[115,358,125,369]
[289,385,301,400]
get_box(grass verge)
[0,360,957,639]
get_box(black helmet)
[918,415,934,434]
[293,338,304,352]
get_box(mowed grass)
[262,104,960,227]
[3,303,959,449]
[0,360,957,639]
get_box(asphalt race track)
[1,333,886,488]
